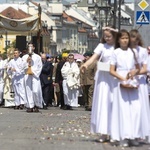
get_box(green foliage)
[1,40,16,59]
[3,40,16,53]
[1,51,7,59]
[61,48,79,54]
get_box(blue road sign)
[136,11,150,24]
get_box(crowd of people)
[0,27,150,147]
[0,42,95,112]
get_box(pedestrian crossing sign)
[136,11,150,24]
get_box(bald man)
[40,53,53,109]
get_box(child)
[81,26,118,142]
[130,29,150,143]
[110,29,141,147]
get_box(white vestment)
[0,59,4,103]
[7,57,26,106]
[61,61,80,107]
[3,58,15,107]
[22,53,43,108]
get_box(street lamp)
[113,0,117,28]
[118,0,122,31]
[112,0,122,30]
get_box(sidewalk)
[0,106,149,150]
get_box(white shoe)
[120,139,129,147]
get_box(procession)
[0,26,150,149]
[0,0,150,150]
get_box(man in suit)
[40,53,53,109]
[80,52,97,111]
[55,56,66,109]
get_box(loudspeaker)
[16,36,26,52]
[32,36,43,54]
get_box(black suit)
[40,61,53,106]
[55,60,65,107]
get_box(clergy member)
[7,49,26,109]
[61,53,80,110]
[22,43,43,112]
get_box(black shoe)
[67,105,73,110]
[19,104,24,110]
[34,106,39,112]
[56,102,60,107]
[63,105,68,110]
[0,101,4,106]
[85,107,91,111]
[49,104,53,107]
[43,105,48,110]
[63,105,73,110]
[26,108,33,113]
[14,106,20,110]
[129,139,140,146]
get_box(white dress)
[147,55,150,94]
[3,58,15,107]
[136,46,150,139]
[91,43,116,135]
[110,48,141,141]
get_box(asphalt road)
[0,106,149,150]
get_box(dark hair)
[129,29,143,47]
[101,25,117,44]
[115,29,130,49]
[27,42,35,48]
[14,48,20,52]
[115,29,137,63]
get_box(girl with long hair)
[81,26,118,142]
[130,29,150,143]
[110,29,141,147]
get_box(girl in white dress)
[80,26,118,142]
[147,46,150,94]
[110,29,141,147]
[130,29,150,142]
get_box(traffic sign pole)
[134,0,150,47]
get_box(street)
[0,106,149,150]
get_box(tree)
[2,40,16,59]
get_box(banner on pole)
[0,14,39,31]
